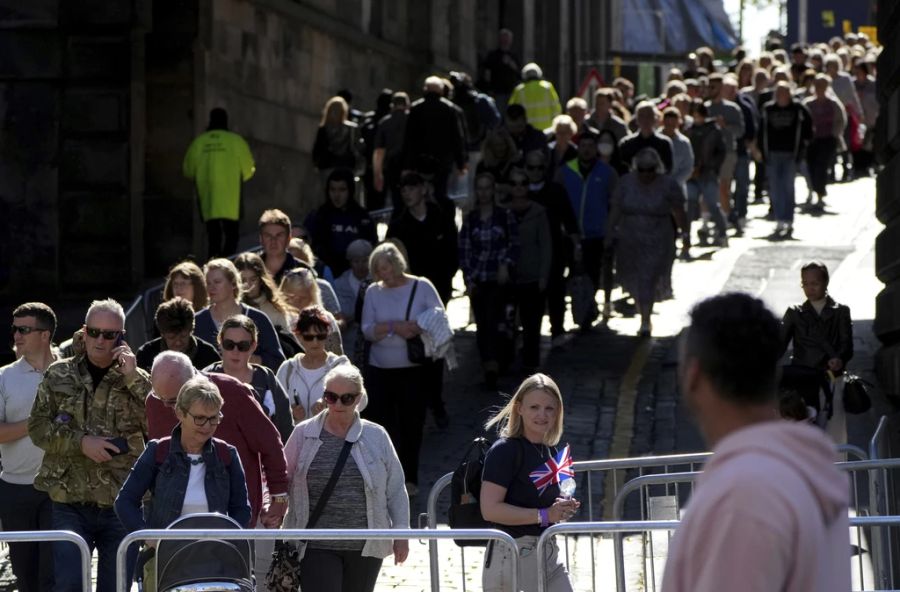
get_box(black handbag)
[405,279,428,364]
[266,440,354,592]
[842,373,872,414]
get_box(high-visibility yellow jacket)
[182,129,256,221]
[507,79,562,131]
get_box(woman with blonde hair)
[312,96,362,174]
[279,267,343,355]
[194,258,285,371]
[480,373,580,592]
[283,363,409,592]
[163,260,209,311]
[234,252,297,340]
[360,242,444,496]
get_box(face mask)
[598,143,614,157]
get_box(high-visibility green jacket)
[507,79,562,131]
[182,129,256,221]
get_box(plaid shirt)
[458,206,519,286]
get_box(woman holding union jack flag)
[480,373,580,592]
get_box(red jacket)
[145,372,288,525]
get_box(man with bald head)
[147,351,287,528]
[148,351,288,589]
[402,75,468,203]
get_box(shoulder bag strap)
[306,440,354,528]
[405,279,420,322]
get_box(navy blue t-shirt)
[481,436,561,537]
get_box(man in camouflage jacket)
[28,299,150,592]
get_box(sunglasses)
[525,164,545,170]
[85,327,122,340]
[509,180,529,187]
[323,390,360,406]
[186,410,224,427]
[301,333,328,342]
[11,325,47,336]
[222,339,253,352]
[637,167,657,173]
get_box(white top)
[0,357,51,484]
[181,455,209,515]
[361,277,443,368]
[276,353,349,418]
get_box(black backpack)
[447,437,522,547]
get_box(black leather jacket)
[781,297,853,369]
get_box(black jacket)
[306,199,377,276]
[618,132,674,173]
[386,201,459,301]
[136,336,221,373]
[687,121,727,177]
[781,297,853,370]
[402,93,468,171]
[760,100,813,159]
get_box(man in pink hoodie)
[663,293,850,592]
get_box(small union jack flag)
[529,444,574,494]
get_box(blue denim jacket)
[114,426,251,531]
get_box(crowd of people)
[0,25,880,592]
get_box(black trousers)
[545,259,567,337]
[807,137,837,197]
[363,365,427,484]
[514,282,545,369]
[206,218,239,258]
[300,547,383,592]
[471,281,505,366]
[0,481,54,592]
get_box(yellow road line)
[602,338,654,518]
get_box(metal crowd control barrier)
[611,458,900,592]
[0,530,92,591]
[423,444,867,592]
[116,527,518,592]
[536,516,900,592]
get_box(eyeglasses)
[525,165,545,170]
[85,327,122,340]
[186,411,224,427]
[300,333,328,342]
[222,339,253,352]
[323,390,360,406]
[11,325,47,336]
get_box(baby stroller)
[153,513,254,592]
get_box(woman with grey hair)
[115,376,250,586]
[606,147,688,336]
[360,241,443,496]
[283,364,409,592]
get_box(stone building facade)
[0,0,526,298]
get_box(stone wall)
[197,0,492,238]
[874,0,900,398]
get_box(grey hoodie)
[663,420,851,592]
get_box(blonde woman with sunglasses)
[276,306,349,423]
[283,364,409,592]
[201,315,294,443]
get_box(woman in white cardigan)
[283,363,409,592]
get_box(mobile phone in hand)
[114,334,125,367]
[106,437,129,456]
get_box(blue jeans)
[52,502,137,592]
[733,152,750,218]
[687,176,727,236]
[766,152,797,223]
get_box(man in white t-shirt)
[0,302,59,591]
